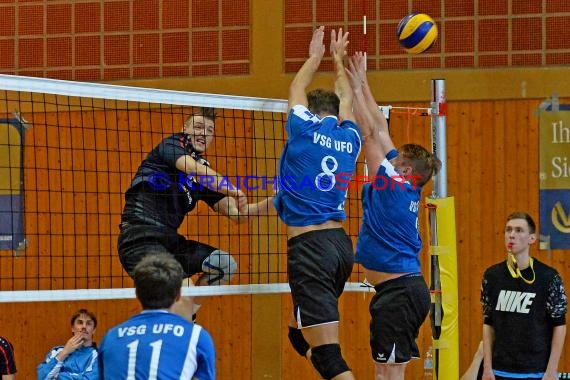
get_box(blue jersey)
[356,150,422,273]
[37,345,99,380]
[274,105,362,226]
[99,310,215,380]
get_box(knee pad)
[198,250,237,285]
[310,344,350,380]
[288,327,310,357]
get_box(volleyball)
[396,12,438,54]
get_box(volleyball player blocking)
[273,26,362,380]
[346,52,441,379]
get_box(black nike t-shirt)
[481,259,567,373]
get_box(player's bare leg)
[375,363,406,380]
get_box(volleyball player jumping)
[347,52,441,379]
[118,107,273,321]
[273,26,361,380]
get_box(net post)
[428,78,460,379]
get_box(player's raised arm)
[347,52,394,176]
[346,52,376,139]
[175,155,242,198]
[288,26,326,110]
[330,28,354,123]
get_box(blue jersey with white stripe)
[99,310,215,380]
[274,105,362,226]
[37,345,99,380]
[356,150,423,273]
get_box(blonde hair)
[399,144,441,187]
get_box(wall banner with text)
[539,110,570,249]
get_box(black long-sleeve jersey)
[121,133,225,231]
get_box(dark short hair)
[307,89,340,116]
[191,107,217,122]
[506,211,536,234]
[399,144,442,187]
[71,309,97,328]
[133,253,184,310]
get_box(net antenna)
[360,6,394,180]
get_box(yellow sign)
[0,124,21,195]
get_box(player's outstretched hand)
[236,190,248,213]
[309,26,326,59]
[346,52,366,91]
[330,28,349,60]
[350,52,366,80]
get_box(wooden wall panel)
[0,296,253,380]
[447,99,570,377]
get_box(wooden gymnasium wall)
[1,2,570,380]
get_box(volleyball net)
[0,74,431,302]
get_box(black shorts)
[117,224,216,278]
[287,228,354,328]
[370,273,429,364]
